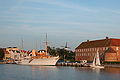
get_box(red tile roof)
[110,39,120,46]
[76,38,120,49]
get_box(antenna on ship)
[21,38,24,50]
[35,40,38,50]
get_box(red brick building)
[75,37,120,62]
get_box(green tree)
[47,46,75,62]
[47,46,58,56]
[0,48,4,60]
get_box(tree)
[47,46,75,62]
[47,46,58,56]
[0,48,5,60]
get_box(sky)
[0,0,120,50]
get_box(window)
[76,53,77,56]
[84,53,85,56]
[79,53,81,56]
[91,48,92,51]
[76,50,78,52]
[116,47,119,50]
[95,48,97,51]
[81,53,83,56]
[103,47,105,50]
[89,53,90,56]
[84,53,86,56]
[88,53,89,56]
[91,48,93,51]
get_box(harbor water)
[0,64,120,80]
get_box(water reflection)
[31,66,57,71]
[104,67,120,74]
[74,67,120,74]
[31,66,120,80]
[74,67,120,80]
[0,64,120,80]
[92,68,101,74]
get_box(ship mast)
[45,33,48,55]
[21,38,24,50]
[35,40,38,50]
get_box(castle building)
[75,37,120,63]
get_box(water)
[0,64,120,80]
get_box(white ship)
[17,55,59,66]
[16,34,59,66]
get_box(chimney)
[87,40,89,42]
[106,37,109,39]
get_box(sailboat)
[90,50,104,68]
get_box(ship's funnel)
[32,49,36,56]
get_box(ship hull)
[18,56,59,66]
[90,65,104,69]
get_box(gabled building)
[75,37,120,63]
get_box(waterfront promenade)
[56,62,120,68]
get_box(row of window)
[76,47,108,52]
[76,53,95,56]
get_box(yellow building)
[4,47,20,60]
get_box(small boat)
[90,50,104,68]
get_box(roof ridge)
[84,38,109,43]
[76,38,120,49]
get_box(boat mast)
[35,40,38,50]
[45,33,48,55]
[21,38,24,50]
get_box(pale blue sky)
[0,0,120,50]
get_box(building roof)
[76,38,120,49]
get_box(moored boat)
[90,50,104,68]
[17,34,59,66]
[18,55,59,66]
